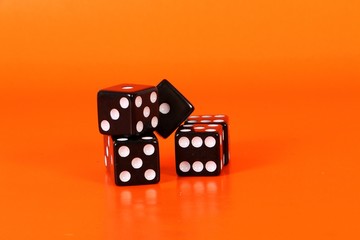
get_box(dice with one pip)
[103,133,160,186]
[97,84,159,136]
[175,123,224,176]
[155,79,194,138]
[185,114,230,165]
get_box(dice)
[156,80,195,138]
[104,134,160,186]
[98,80,230,185]
[185,114,230,165]
[97,83,159,136]
[175,123,224,176]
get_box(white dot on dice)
[136,121,144,132]
[135,96,142,108]
[110,108,120,120]
[122,86,133,90]
[159,103,170,114]
[119,171,131,182]
[101,120,110,131]
[192,161,204,172]
[205,129,216,132]
[180,129,191,132]
[201,120,211,123]
[144,169,156,181]
[143,106,150,118]
[143,144,155,156]
[117,138,128,141]
[142,136,153,140]
[205,136,216,148]
[191,137,203,148]
[178,137,190,148]
[150,91,157,103]
[131,157,143,169]
[118,146,130,157]
[151,116,158,128]
[120,97,130,109]
[205,161,217,172]
[179,161,191,172]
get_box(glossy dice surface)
[175,124,224,176]
[103,134,160,186]
[156,79,194,138]
[97,83,159,136]
[185,114,230,165]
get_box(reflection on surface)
[119,188,158,206]
[104,174,229,238]
[178,179,220,195]
[105,182,160,238]
[177,178,225,218]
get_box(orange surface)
[0,0,360,239]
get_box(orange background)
[0,0,360,239]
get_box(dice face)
[185,114,230,165]
[156,79,195,138]
[97,84,159,136]
[104,134,160,186]
[175,124,223,176]
[104,135,115,179]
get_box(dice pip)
[175,124,224,176]
[185,114,230,165]
[97,84,159,136]
[103,134,160,186]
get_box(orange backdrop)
[0,0,359,239]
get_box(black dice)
[185,114,230,165]
[97,84,159,136]
[156,79,195,138]
[98,80,232,185]
[175,124,224,176]
[103,134,160,186]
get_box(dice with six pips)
[185,114,230,166]
[175,123,224,176]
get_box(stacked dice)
[97,80,195,186]
[98,79,230,186]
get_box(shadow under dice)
[175,124,224,176]
[97,83,159,136]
